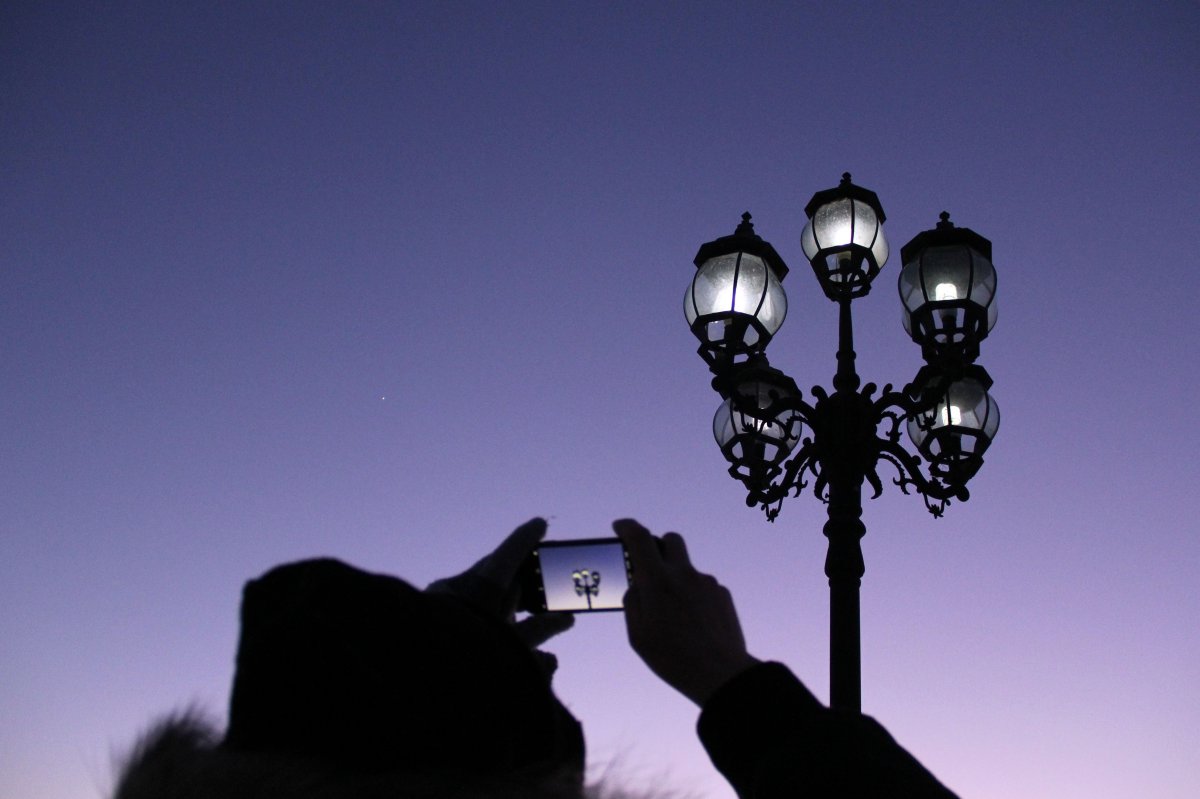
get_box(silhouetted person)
[112,519,598,799]
[614,518,961,799]
[113,517,960,798]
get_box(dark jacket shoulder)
[697,662,960,799]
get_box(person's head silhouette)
[223,557,584,781]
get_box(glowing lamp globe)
[685,213,789,367]
[907,367,1000,484]
[712,360,802,488]
[899,212,997,363]
[801,173,889,300]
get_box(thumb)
[514,612,575,648]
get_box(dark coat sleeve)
[697,662,960,799]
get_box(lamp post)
[573,568,601,610]
[684,174,1000,714]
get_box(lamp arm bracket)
[874,376,947,420]
[750,389,816,422]
[786,398,819,428]
[723,387,816,429]
[752,439,819,520]
[877,439,966,517]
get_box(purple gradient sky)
[3,3,1197,797]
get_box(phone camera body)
[518,538,631,613]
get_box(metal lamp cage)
[801,173,889,299]
[899,213,997,363]
[906,371,1000,483]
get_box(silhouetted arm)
[615,519,959,799]
[698,661,959,799]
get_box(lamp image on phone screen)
[533,539,630,612]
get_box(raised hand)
[615,518,759,706]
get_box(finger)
[515,610,575,647]
[621,585,643,634]
[425,571,506,609]
[620,600,640,651]
[613,518,663,578]
[531,649,559,679]
[469,517,548,586]
[660,532,692,566]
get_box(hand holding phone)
[615,519,759,706]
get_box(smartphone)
[518,538,631,613]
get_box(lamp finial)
[735,212,755,235]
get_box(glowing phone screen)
[536,540,629,612]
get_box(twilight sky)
[2,2,1197,797]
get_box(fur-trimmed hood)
[112,711,653,799]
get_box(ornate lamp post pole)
[684,174,1000,713]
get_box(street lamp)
[683,174,1000,713]
[685,212,789,367]
[572,569,601,610]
